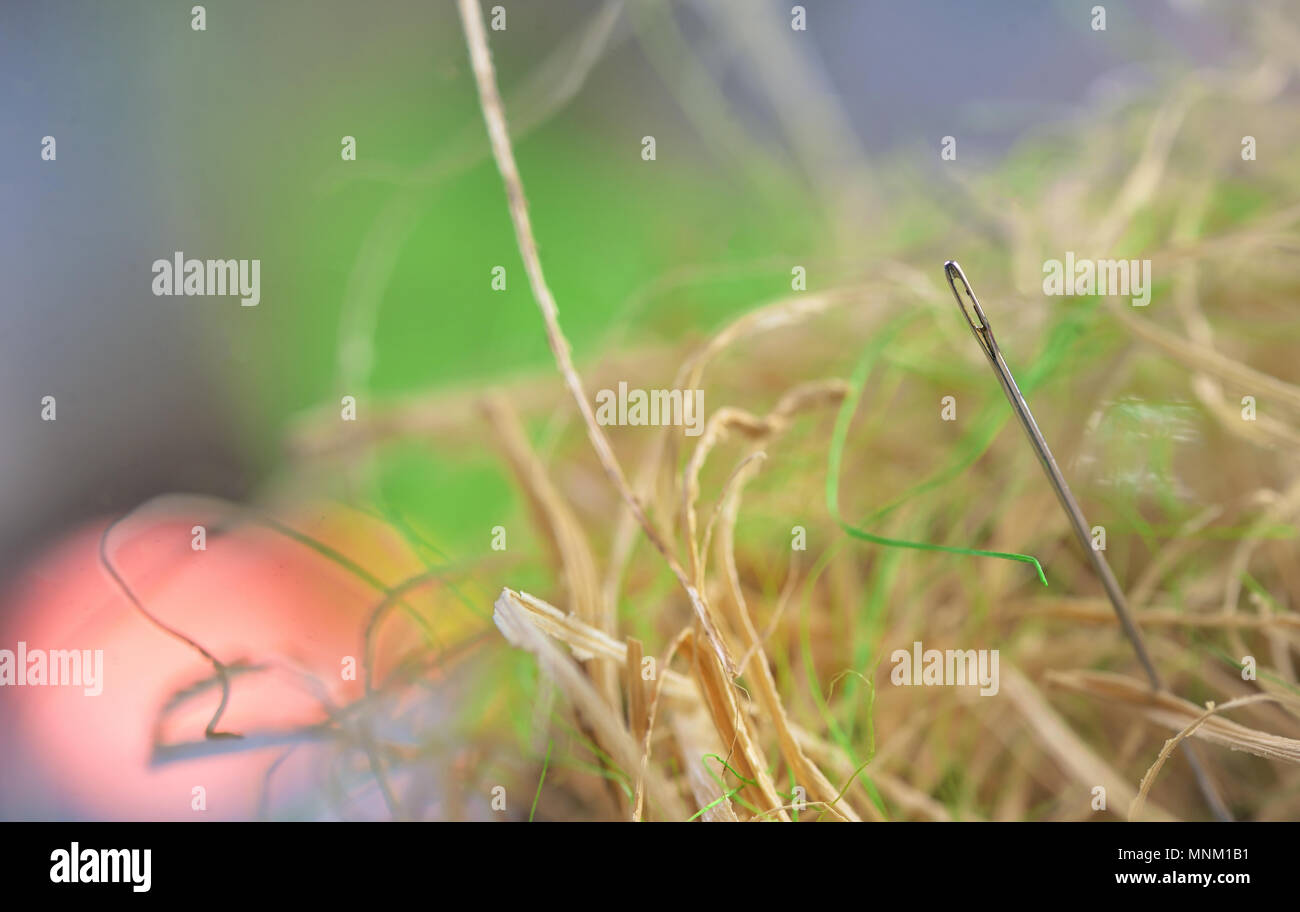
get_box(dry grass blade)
[1001,667,1177,820]
[456,0,737,678]
[1129,694,1282,820]
[714,451,861,821]
[634,627,696,821]
[481,394,629,810]
[1108,304,1300,416]
[626,637,649,747]
[674,290,858,392]
[671,708,740,822]
[736,548,801,678]
[429,1,1300,824]
[625,636,647,821]
[1025,598,1300,631]
[682,379,850,583]
[1046,670,1300,765]
[682,632,789,819]
[601,289,856,641]
[481,395,616,705]
[495,589,699,703]
[492,588,689,820]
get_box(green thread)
[797,545,888,816]
[688,787,744,821]
[529,739,552,821]
[701,754,760,815]
[827,334,1048,586]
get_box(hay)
[226,2,1300,820]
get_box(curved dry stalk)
[671,708,741,822]
[493,588,690,820]
[1047,670,1300,765]
[1130,693,1284,821]
[714,452,862,821]
[335,0,626,396]
[1128,504,1223,610]
[630,0,789,206]
[681,379,850,584]
[481,395,614,701]
[680,629,788,819]
[1090,86,1201,252]
[348,1,626,190]
[1090,51,1291,254]
[691,0,875,244]
[602,287,859,618]
[631,626,695,822]
[735,548,801,678]
[1002,667,1178,821]
[495,589,699,702]
[674,290,857,393]
[1220,477,1300,657]
[1107,304,1300,416]
[699,451,768,581]
[1170,213,1300,450]
[457,0,737,678]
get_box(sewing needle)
[943,260,1232,822]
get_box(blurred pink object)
[0,501,404,820]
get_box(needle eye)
[943,260,988,330]
[944,260,998,360]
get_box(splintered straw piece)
[943,260,1233,822]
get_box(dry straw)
[444,0,1300,821]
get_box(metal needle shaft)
[943,260,1231,822]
